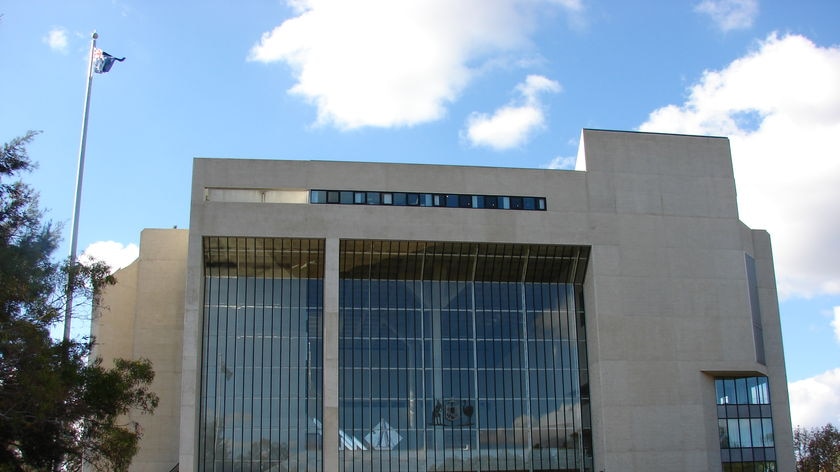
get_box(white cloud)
[249,0,579,129]
[464,74,561,150]
[80,241,139,273]
[545,155,576,170]
[639,34,840,299]
[43,27,68,53]
[832,306,840,344]
[789,368,840,429]
[694,0,758,32]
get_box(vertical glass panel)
[200,237,324,471]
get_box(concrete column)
[323,238,339,471]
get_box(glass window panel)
[524,197,535,210]
[727,419,741,448]
[716,379,726,405]
[719,419,729,448]
[739,418,753,448]
[723,379,737,404]
[751,418,765,448]
[736,378,749,404]
[339,191,353,204]
[310,190,326,203]
[762,418,774,447]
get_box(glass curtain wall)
[199,237,325,471]
[338,241,592,472]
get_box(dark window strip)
[310,190,547,211]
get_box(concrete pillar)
[323,238,339,470]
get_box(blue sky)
[2,0,839,429]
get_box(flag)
[93,48,125,74]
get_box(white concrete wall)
[94,228,188,472]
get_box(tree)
[794,423,840,472]
[0,132,158,471]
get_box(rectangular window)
[745,254,766,364]
[310,190,326,203]
[715,376,776,471]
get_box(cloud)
[545,155,576,170]
[789,368,840,429]
[639,33,840,299]
[694,0,758,31]
[249,0,579,129]
[80,241,139,273]
[464,74,561,150]
[43,27,68,53]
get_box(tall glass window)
[338,241,592,471]
[716,376,776,472]
[199,237,325,471]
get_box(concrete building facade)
[95,129,793,471]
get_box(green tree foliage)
[794,423,840,472]
[0,132,159,471]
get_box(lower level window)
[715,376,777,471]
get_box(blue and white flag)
[93,48,125,74]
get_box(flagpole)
[63,31,98,342]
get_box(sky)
[1,0,839,430]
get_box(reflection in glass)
[338,241,592,471]
[715,376,776,471]
[199,237,324,471]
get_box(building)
[93,129,794,471]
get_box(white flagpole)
[63,31,98,342]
